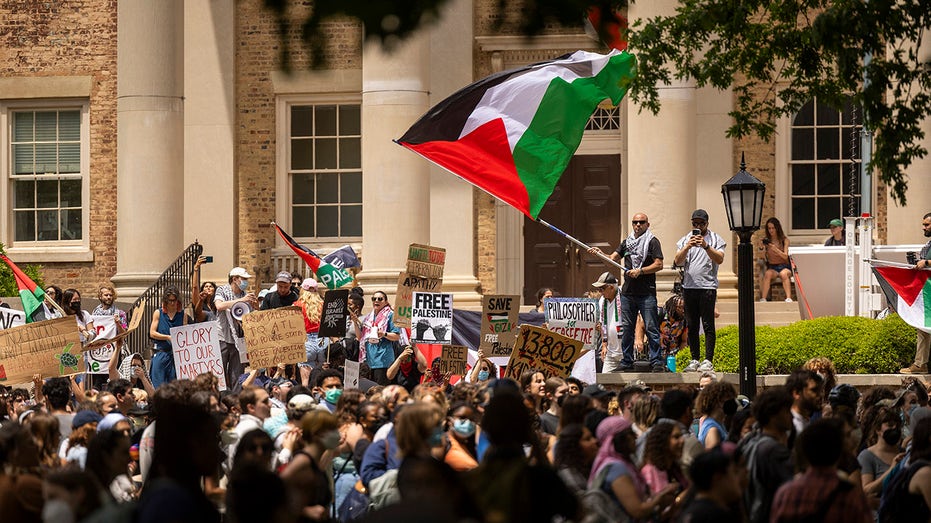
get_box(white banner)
[85,315,118,374]
[0,308,26,331]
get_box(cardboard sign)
[406,243,446,280]
[0,317,83,384]
[319,289,349,338]
[241,306,306,368]
[543,297,599,351]
[170,322,228,391]
[504,324,584,381]
[479,294,520,356]
[440,344,468,376]
[411,292,453,344]
[394,272,443,328]
[82,305,144,352]
[0,308,26,331]
[344,359,360,390]
[85,315,118,374]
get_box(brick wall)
[0,0,119,293]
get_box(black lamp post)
[721,153,766,398]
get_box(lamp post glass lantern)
[721,153,766,398]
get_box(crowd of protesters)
[2,266,931,522]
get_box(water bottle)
[666,355,676,373]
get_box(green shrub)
[0,243,45,299]
[675,315,916,374]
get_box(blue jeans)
[150,350,176,388]
[620,294,662,367]
[305,332,331,368]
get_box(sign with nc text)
[85,315,118,374]
[242,306,306,368]
[439,345,468,376]
[504,324,583,381]
[543,297,599,351]
[0,317,83,384]
[479,294,520,356]
[344,359,360,389]
[319,289,349,338]
[0,308,26,331]
[170,322,228,391]
[411,292,453,344]
[406,243,446,280]
[394,272,443,328]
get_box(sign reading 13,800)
[504,324,584,381]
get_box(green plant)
[675,315,916,374]
[0,242,45,298]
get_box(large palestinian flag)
[0,254,46,323]
[272,223,353,290]
[872,265,931,332]
[397,50,636,219]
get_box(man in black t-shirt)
[260,271,299,310]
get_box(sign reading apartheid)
[170,322,228,391]
[85,315,118,374]
[82,305,144,353]
[394,272,443,328]
[504,324,584,381]
[242,306,306,368]
[411,292,453,344]
[406,243,446,280]
[543,297,599,351]
[0,317,83,384]
[479,294,520,356]
[319,289,349,338]
[439,344,469,376]
[0,307,25,331]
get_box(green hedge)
[675,314,917,374]
[0,243,45,299]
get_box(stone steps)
[714,300,802,328]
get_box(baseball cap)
[288,394,317,411]
[301,278,318,291]
[72,410,103,429]
[592,272,618,288]
[275,271,292,283]
[229,267,252,279]
[691,209,709,222]
[828,218,843,227]
[582,383,615,400]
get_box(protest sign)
[85,315,118,374]
[406,243,445,280]
[0,317,83,384]
[319,289,349,338]
[82,305,144,352]
[241,306,306,368]
[504,324,584,381]
[344,359,360,389]
[479,294,520,356]
[170,322,228,391]
[543,297,599,351]
[411,292,453,344]
[439,344,468,376]
[394,272,443,328]
[0,307,25,331]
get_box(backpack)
[878,459,931,523]
[365,438,401,512]
[579,465,631,523]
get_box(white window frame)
[0,99,92,260]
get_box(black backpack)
[878,459,931,523]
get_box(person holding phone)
[674,209,726,373]
[758,217,793,302]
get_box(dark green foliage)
[0,243,45,300]
[675,314,917,374]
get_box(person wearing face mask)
[387,344,427,393]
[444,402,479,471]
[467,349,497,384]
[62,288,96,343]
[281,410,342,522]
[214,267,257,389]
[313,369,344,413]
[859,406,905,507]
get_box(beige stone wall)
[0,1,118,291]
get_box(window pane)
[35,144,57,173]
[292,174,315,204]
[817,128,839,160]
[317,174,339,204]
[291,138,313,170]
[292,206,315,237]
[13,144,34,174]
[342,205,362,237]
[60,208,82,240]
[816,101,838,126]
[340,172,362,203]
[818,198,841,229]
[36,180,58,208]
[14,211,35,241]
[37,210,59,240]
[14,180,35,208]
[339,105,360,135]
[59,143,80,173]
[794,100,814,126]
[818,164,840,195]
[60,179,81,207]
[59,111,80,140]
[339,138,361,169]
[291,106,314,137]
[315,105,337,136]
[13,112,34,141]
[792,198,815,230]
[791,164,815,195]
[792,128,814,160]
[35,112,57,141]
[315,138,337,169]
[316,206,339,237]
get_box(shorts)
[767,263,791,272]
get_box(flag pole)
[44,294,68,317]
[536,218,627,273]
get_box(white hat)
[301,278,318,291]
[229,267,252,279]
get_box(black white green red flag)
[397,50,636,219]
[0,254,46,323]
[872,265,931,332]
[272,223,353,290]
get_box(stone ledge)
[596,372,920,392]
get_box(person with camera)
[901,212,931,374]
[674,209,726,373]
[759,217,794,302]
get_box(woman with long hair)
[27,412,63,470]
[553,423,599,494]
[696,381,737,449]
[467,348,498,384]
[43,285,65,319]
[859,405,903,505]
[297,278,329,368]
[759,217,793,302]
[520,369,546,414]
[641,422,689,497]
[282,410,343,521]
[444,401,480,471]
[353,290,401,385]
[536,288,554,313]
[148,287,187,388]
[191,255,217,322]
[62,288,96,343]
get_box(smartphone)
[204,256,214,263]
[691,228,701,237]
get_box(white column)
[112,0,185,299]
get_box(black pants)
[683,288,717,362]
[220,340,243,390]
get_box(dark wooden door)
[523,155,621,304]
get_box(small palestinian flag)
[0,254,46,323]
[872,265,931,332]
[272,223,353,290]
[397,50,636,219]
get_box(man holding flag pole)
[900,213,931,374]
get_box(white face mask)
[42,499,75,523]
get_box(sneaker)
[684,360,700,372]
[785,298,793,302]
[698,359,714,372]
[900,363,928,374]
[759,298,767,302]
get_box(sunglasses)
[632,220,647,225]
[692,221,706,226]
[372,296,386,302]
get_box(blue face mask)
[428,426,444,447]
[477,370,490,381]
[238,280,249,292]
[324,388,343,405]
[452,418,476,438]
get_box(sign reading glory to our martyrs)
[241,307,306,368]
[504,324,584,381]
[480,294,520,356]
[171,322,228,391]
